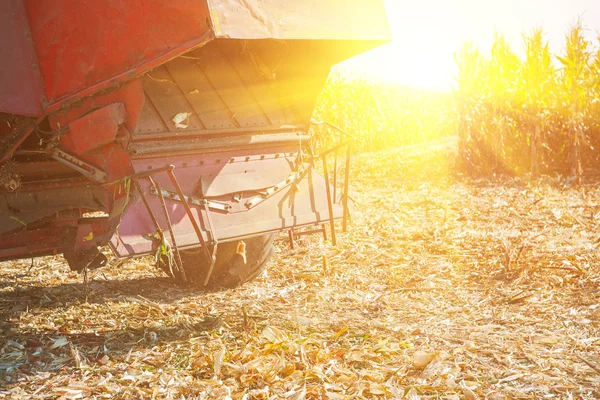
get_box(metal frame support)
[333,150,338,200]
[316,139,353,244]
[148,176,188,283]
[311,119,355,236]
[165,167,217,286]
[132,178,188,283]
[322,155,337,246]
[200,201,219,286]
[51,149,108,183]
[128,164,217,286]
[125,139,350,280]
[342,144,351,233]
[288,225,328,249]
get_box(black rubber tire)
[158,234,275,289]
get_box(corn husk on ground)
[1,139,599,399]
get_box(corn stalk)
[521,28,554,178]
[454,19,600,180]
[557,20,591,184]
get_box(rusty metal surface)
[200,50,269,128]
[50,149,108,183]
[169,60,236,130]
[50,80,145,136]
[62,104,127,155]
[207,0,390,41]
[0,211,114,262]
[0,185,106,235]
[130,133,309,157]
[131,39,374,152]
[142,66,204,133]
[49,80,144,184]
[0,117,36,165]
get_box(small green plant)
[155,232,175,275]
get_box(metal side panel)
[13,0,389,113]
[110,148,340,258]
[135,42,302,138]
[197,49,269,128]
[135,100,167,136]
[0,185,107,235]
[166,57,237,130]
[0,1,44,116]
[24,0,213,110]
[135,43,309,139]
[143,66,204,133]
[220,44,288,126]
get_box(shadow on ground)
[0,275,226,365]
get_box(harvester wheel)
[158,234,275,289]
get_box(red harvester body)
[0,1,389,284]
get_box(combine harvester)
[0,1,389,287]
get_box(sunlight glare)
[341,0,600,90]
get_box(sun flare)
[341,0,600,90]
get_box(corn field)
[313,75,454,152]
[316,21,600,181]
[457,21,600,179]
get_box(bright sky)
[341,0,600,90]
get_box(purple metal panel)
[110,149,341,257]
[0,1,44,116]
[198,156,294,197]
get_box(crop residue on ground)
[1,140,599,399]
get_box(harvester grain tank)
[0,0,390,286]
